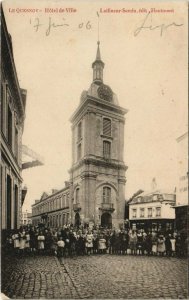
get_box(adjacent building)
[129,190,176,232]
[32,41,128,229]
[175,132,188,233]
[32,185,70,227]
[1,9,27,230]
[21,210,32,225]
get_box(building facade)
[1,9,27,230]
[129,190,176,232]
[32,185,70,227]
[32,42,128,229]
[175,132,188,233]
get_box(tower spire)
[92,12,104,85]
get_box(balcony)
[99,203,115,212]
[73,203,81,212]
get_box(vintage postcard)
[1,0,188,299]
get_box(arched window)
[103,187,111,203]
[103,118,111,136]
[75,188,80,204]
[103,141,111,159]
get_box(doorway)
[75,212,81,227]
[101,212,112,228]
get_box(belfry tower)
[69,41,128,228]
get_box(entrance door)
[75,213,81,227]
[101,213,112,228]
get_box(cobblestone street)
[1,254,188,299]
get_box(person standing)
[170,234,176,257]
[165,234,172,256]
[85,230,93,255]
[151,232,158,256]
[98,234,107,254]
[129,230,137,255]
[37,231,45,255]
[57,237,65,257]
[157,234,165,256]
[145,232,152,256]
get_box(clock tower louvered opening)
[103,118,111,136]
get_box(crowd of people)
[3,224,188,258]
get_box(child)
[37,231,45,254]
[98,235,107,254]
[57,237,65,257]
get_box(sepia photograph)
[1,0,188,299]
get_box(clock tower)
[69,42,128,229]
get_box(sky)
[3,0,188,212]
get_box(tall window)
[78,122,82,140]
[148,208,152,217]
[103,187,111,203]
[156,207,161,217]
[1,84,4,132]
[15,127,18,160]
[77,143,82,160]
[8,105,12,147]
[140,208,145,218]
[132,209,137,218]
[75,188,80,204]
[64,194,67,207]
[103,118,111,136]
[103,141,111,159]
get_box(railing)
[100,203,114,211]
[73,203,81,211]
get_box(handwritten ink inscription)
[30,17,92,36]
[134,12,183,36]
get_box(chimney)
[52,189,58,194]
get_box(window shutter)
[103,118,111,136]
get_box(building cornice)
[70,96,128,124]
[32,206,69,217]
[69,155,128,174]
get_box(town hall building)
[32,41,128,229]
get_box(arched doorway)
[101,213,112,228]
[75,212,81,227]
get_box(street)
[1,254,188,299]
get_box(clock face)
[98,84,113,102]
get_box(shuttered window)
[103,118,111,136]
[103,141,111,159]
